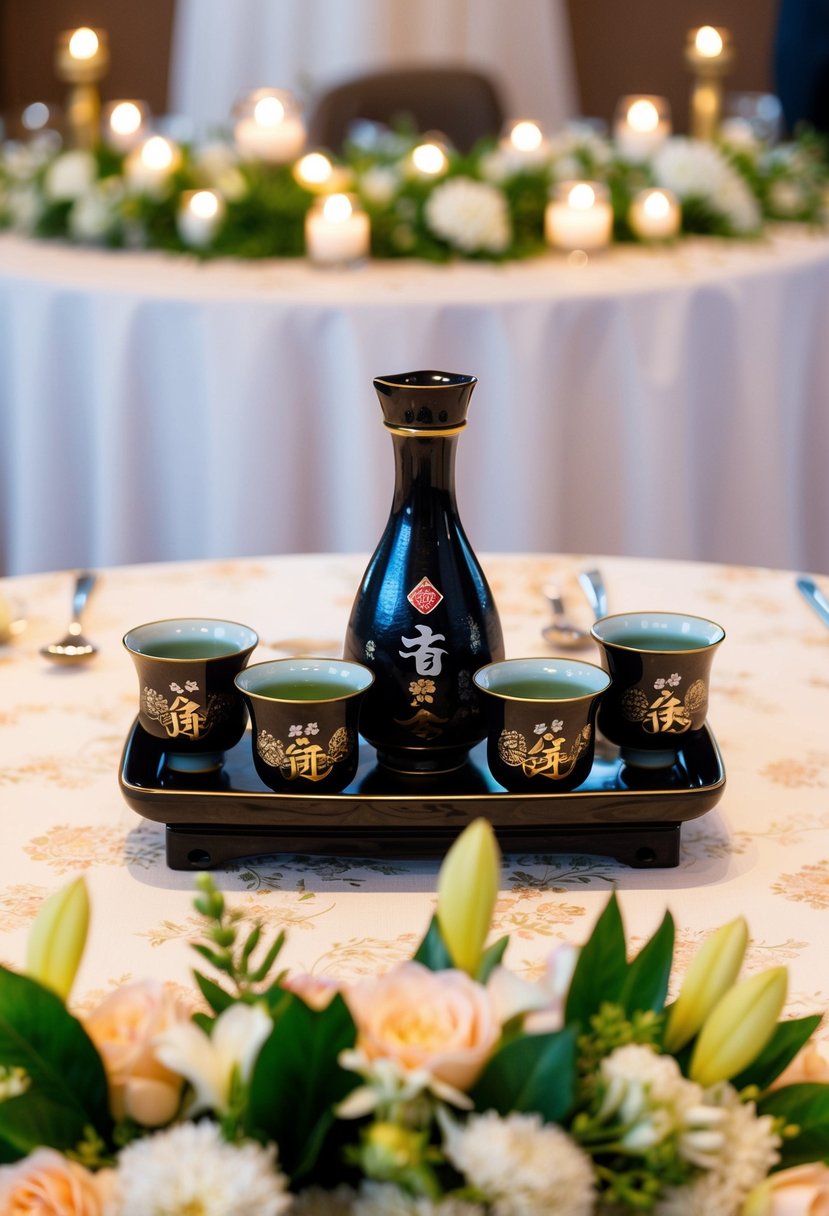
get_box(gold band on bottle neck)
[383,422,467,437]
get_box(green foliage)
[0,966,111,1162]
[471,1027,576,1123]
[732,1014,822,1094]
[760,1082,829,1167]
[565,893,628,1028]
[191,872,287,1006]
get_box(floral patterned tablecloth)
[0,552,827,1034]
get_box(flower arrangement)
[1,818,828,1214]
[0,120,826,262]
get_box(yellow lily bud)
[25,877,90,1001]
[664,916,748,1052]
[690,966,788,1088]
[436,818,500,975]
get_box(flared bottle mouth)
[374,370,477,429]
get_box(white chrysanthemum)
[69,178,124,241]
[654,1085,780,1216]
[652,137,760,233]
[354,1182,484,1215]
[359,165,400,205]
[425,177,511,253]
[113,1120,292,1216]
[44,149,97,201]
[441,1110,594,1216]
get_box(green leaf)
[619,911,674,1017]
[732,1015,822,1094]
[246,992,357,1180]
[247,931,286,984]
[471,1028,576,1124]
[0,967,110,1160]
[412,915,455,972]
[759,1082,829,1167]
[565,894,627,1028]
[192,970,234,1015]
[476,936,510,984]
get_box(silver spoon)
[541,584,592,648]
[578,568,609,620]
[40,572,98,664]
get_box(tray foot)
[164,821,682,870]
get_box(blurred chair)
[307,65,505,152]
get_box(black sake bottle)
[344,371,504,774]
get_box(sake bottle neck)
[390,431,459,514]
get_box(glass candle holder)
[628,187,681,241]
[125,135,181,196]
[177,189,226,248]
[685,27,734,141]
[545,180,613,253]
[103,99,149,152]
[305,193,370,266]
[613,95,671,161]
[233,88,306,164]
[407,134,450,179]
[293,149,352,193]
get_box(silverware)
[578,568,608,620]
[541,584,592,648]
[796,575,829,631]
[40,571,98,664]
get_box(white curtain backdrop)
[168,0,578,137]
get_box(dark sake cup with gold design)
[123,618,258,773]
[590,611,725,769]
[235,658,374,793]
[473,657,610,793]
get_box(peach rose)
[281,973,340,1011]
[0,1149,107,1215]
[772,1043,829,1089]
[84,979,192,1127]
[345,961,499,1091]
[744,1163,829,1215]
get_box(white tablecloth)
[2,230,829,577]
[0,551,827,1045]
[168,0,577,137]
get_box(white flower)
[425,177,511,254]
[69,178,124,242]
[5,185,41,232]
[654,1085,780,1216]
[354,1181,484,1215]
[337,1046,473,1119]
[194,141,247,201]
[478,145,550,183]
[768,178,805,217]
[112,1120,292,1216]
[359,165,400,205]
[153,1000,271,1115]
[719,119,762,155]
[441,1109,594,1216]
[488,943,578,1033]
[652,137,760,234]
[43,149,97,202]
[713,170,761,233]
[550,126,613,167]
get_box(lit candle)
[685,26,733,141]
[628,187,681,240]
[177,189,226,248]
[305,193,370,266]
[409,138,450,178]
[233,89,306,164]
[504,119,550,164]
[125,135,181,195]
[293,150,352,193]
[103,100,149,152]
[613,95,671,161]
[54,27,109,148]
[545,181,613,253]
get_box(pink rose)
[772,1044,829,1089]
[345,961,499,1091]
[744,1163,829,1215]
[84,979,192,1126]
[0,1149,107,1215]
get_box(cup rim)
[590,610,725,653]
[235,657,375,703]
[473,656,611,703]
[374,370,476,390]
[123,617,259,660]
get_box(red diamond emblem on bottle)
[407,577,444,615]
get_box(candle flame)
[412,142,447,175]
[253,95,285,128]
[627,99,659,133]
[110,102,142,136]
[509,120,543,152]
[694,25,724,57]
[141,136,175,171]
[643,190,671,219]
[297,151,333,185]
[189,190,220,219]
[322,193,353,224]
[568,183,596,210]
[68,27,99,60]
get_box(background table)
[0,551,827,1046]
[2,229,829,577]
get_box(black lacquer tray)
[119,719,725,871]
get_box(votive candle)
[628,187,681,240]
[177,189,226,248]
[305,193,370,266]
[233,89,306,164]
[613,95,671,161]
[545,181,613,252]
[103,100,149,152]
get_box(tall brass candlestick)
[684,25,733,141]
[55,27,110,148]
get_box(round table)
[1,230,829,578]
[0,550,827,1044]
